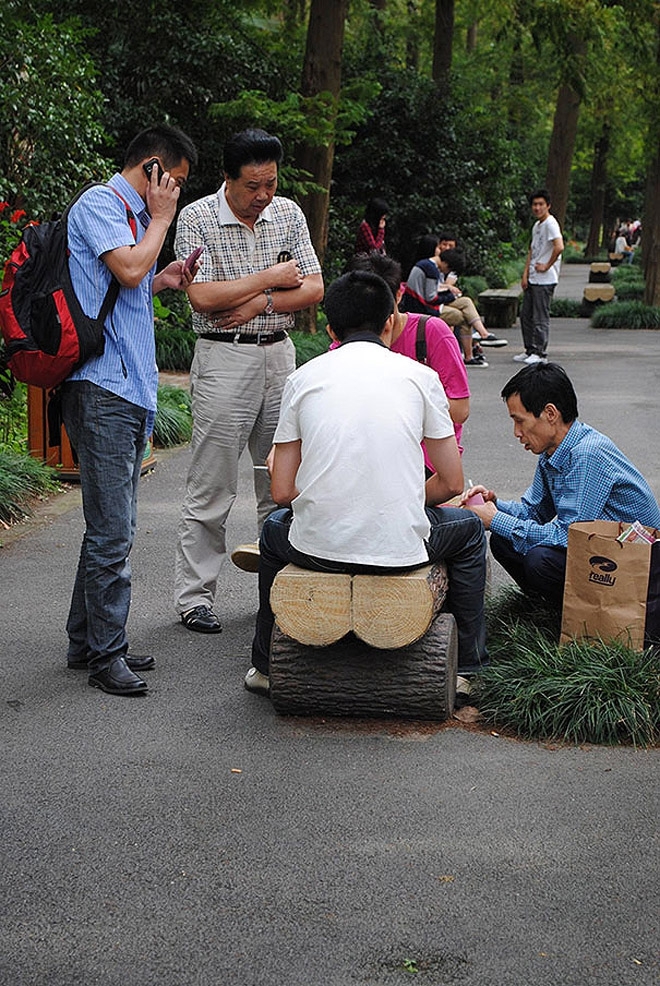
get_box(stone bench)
[581,283,616,317]
[477,288,521,329]
[588,262,611,284]
[268,563,457,720]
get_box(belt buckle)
[256,331,274,346]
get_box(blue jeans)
[251,506,487,674]
[489,531,566,609]
[520,283,555,357]
[61,381,148,673]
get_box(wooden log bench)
[268,563,458,720]
[581,282,615,316]
[588,262,612,284]
[477,288,521,329]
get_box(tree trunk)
[466,20,478,53]
[270,614,458,721]
[432,0,455,83]
[585,122,610,258]
[294,0,348,330]
[643,141,660,306]
[406,0,420,70]
[644,17,660,307]
[544,82,581,229]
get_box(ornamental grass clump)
[0,450,58,524]
[591,301,660,330]
[153,385,192,447]
[480,587,660,747]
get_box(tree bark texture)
[295,0,348,267]
[545,82,581,229]
[269,613,458,720]
[644,18,660,307]
[585,122,610,257]
[432,0,455,83]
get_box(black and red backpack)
[0,183,136,389]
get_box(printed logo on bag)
[588,555,617,586]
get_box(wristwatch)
[263,289,275,315]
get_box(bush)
[152,385,192,447]
[613,281,645,302]
[290,329,330,366]
[550,298,582,318]
[0,450,58,524]
[591,301,660,330]
[478,588,660,747]
[154,326,196,372]
[460,275,488,301]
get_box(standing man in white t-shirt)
[514,189,564,366]
[244,270,488,696]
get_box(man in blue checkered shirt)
[461,362,660,608]
[174,129,323,633]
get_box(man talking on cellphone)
[62,124,198,696]
[173,128,323,634]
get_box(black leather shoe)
[88,658,148,695]
[68,653,155,671]
[180,605,223,633]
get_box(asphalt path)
[1,265,659,985]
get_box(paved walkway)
[1,264,659,986]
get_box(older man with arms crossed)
[174,128,323,633]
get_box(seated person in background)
[401,234,505,367]
[245,270,488,695]
[349,251,470,459]
[355,197,389,255]
[614,227,635,265]
[461,362,660,609]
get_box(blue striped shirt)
[491,420,660,552]
[67,174,158,415]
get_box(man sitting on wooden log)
[244,270,488,695]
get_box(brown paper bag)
[560,520,658,649]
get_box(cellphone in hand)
[183,245,205,272]
[143,158,165,183]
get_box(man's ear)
[544,402,561,423]
[326,323,339,343]
[380,312,396,349]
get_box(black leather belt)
[199,330,287,346]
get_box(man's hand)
[521,271,529,290]
[463,500,497,529]
[214,294,266,330]
[267,259,304,290]
[145,168,181,227]
[153,259,196,294]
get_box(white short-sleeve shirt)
[274,339,455,567]
[529,214,562,285]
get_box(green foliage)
[290,329,329,366]
[480,588,660,747]
[591,301,660,329]
[550,297,583,318]
[0,449,58,524]
[153,385,192,448]
[613,280,645,301]
[0,9,111,216]
[460,275,488,301]
[154,328,196,372]
[611,264,645,284]
[0,377,27,451]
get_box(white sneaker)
[523,353,547,364]
[513,352,530,362]
[231,542,260,572]
[244,667,270,695]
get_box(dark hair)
[124,124,198,171]
[364,197,389,235]
[529,188,551,205]
[439,248,466,275]
[223,128,283,179]
[348,251,402,300]
[324,271,394,341]
[501,363,578,423]
[413,234,440,263]
[437,230,458,245]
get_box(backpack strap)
[65,183,138,327]
[415,315,430,364]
